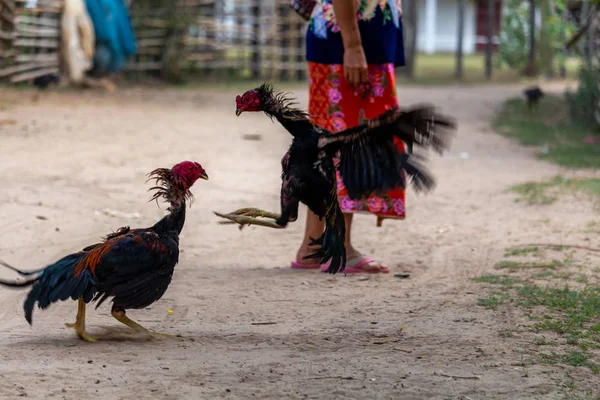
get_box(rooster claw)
[213,210,284,230]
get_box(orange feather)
[74,241,115,277]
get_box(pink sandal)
[320,255,389,274]
[290,260,321,270]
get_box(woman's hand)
[332,0,367,86]
[343,44,368,86]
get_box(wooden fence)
[0,0,309,84]
[0,0,61,83]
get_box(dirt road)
[0,82,598,399]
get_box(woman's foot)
[320,248,390,274]
[291,244,323,269]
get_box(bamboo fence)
[0,0,61,83]
[0,0,309,85]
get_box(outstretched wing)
[317,104,456,200]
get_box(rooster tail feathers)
[0,260,43,289]
[0,275,40,288]
[0,260,45,276]
[303,202,346,274]
[395,104,456,155]
[401,153,436,193]
[3,254,98,325]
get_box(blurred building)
[417,0,503,54]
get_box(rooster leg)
[65,297,98,343]
[224,207,281,219]
[213,210,284,229]
[111,306,176,340]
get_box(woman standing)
[291,0,406,273]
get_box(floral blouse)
[306,0,405,67]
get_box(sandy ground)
[0,82,599,400]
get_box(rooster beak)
[200,172,209,181]
[235,108,242,117]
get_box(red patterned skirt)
[308,61,406,222]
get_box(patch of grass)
[495,259,562,271]
[534,338,559,346]
[508,176,600,206]
[493,96,600,169]
[504,246,541,257]
[477,292,510,309]
[520,283,600,362]
[474,249,600,374]
[472,274,522,286]
[585,221,600,234]
[500,330,516,338]
[509,179,560,205]
[539,351,600,373]
[532,271,557,279]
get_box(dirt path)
[0,82,598,400]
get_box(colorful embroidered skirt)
[308,61,406,220]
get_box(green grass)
[472,274,522,286]
[493,96,600,169]
[508,176,600,207]
[540,351,600,373]
[504,246,541,257]
[473,249,600,375]
[477,291,511,309]
[495,259,563,271]
[585,221,600,234]
[156,53,582,89]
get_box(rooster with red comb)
[0,161,208,342]
[216,83,456,275]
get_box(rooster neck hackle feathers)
[257,83,310,121]
[146,168,195,211]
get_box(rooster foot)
[223,207,280,219]
[213,209,283,230]
[66,297,98,342]
[111,307,179,340]
[65,322,99,343]
[148,331,178,340]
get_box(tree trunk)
[455,0,465,79]
[586,7,595,70]
[559,1,567,78]
[485,0,494,80]
[402,0,418,79]
[525,0,537,76]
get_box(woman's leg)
[342,212,390,273]
[294,209,325,265]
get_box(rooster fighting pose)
[0,161,208,342]
[215,84,456,274]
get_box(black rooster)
[0,161,208,342]
[215,84,456,274]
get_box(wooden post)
[485,0,494,80]
[294,15,305,81]
[525,0,537,76]
[278,2,290,81]
[455,0,465,79]
[402,0,417,79]
[250,0,261,80]
[235,1,245,75]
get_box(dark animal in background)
[524,86,544,110]
[32,74,60,90]
[215,84,456,274]
[0,161,208,342]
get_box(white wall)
[415,0,476,54]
